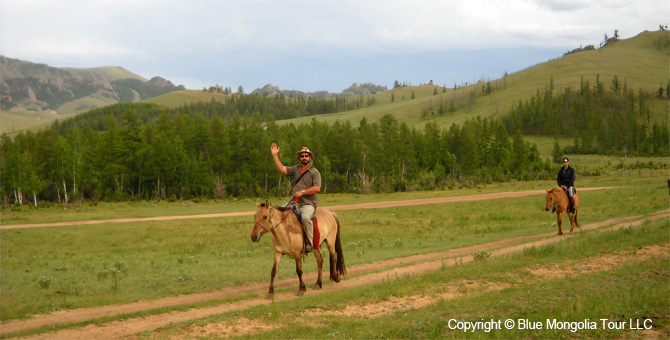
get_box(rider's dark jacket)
[557,166,576,188]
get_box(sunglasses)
[300,154,311,159]
[563,161,569,163]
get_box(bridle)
[254,207,291,236]
[548,189,567,209]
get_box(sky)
[1,0,668,93]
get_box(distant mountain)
[0,56,185,115]
[251,82,388,98]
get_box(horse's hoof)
[265,294,274,300]
[296,291,304,296]
[312,284,321,290]
[557,232,563,235]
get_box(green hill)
[0,56,185,134]
[63,66,147,82]
[280,30,669,130]
[144,90,231,108]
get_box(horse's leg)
[568,213,575,233]
[326,239,340,283]
[267,251,282,299]
[295,256,306,296]
[312,248,324,290]
[556,211,564,235]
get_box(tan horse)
[251,201,346,298]
[544,188,580,235]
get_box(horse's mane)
[261,201,291,212]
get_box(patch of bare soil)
[529,244,669,279]
[2,192,665,340]
[179,317,277,339]
[305,280,511,319]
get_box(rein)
[255,209,291,235]
[549,190,568,209]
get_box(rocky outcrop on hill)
[0,55,184,113]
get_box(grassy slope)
[63,66,147,82]
[281,30,669,131]
[4,31,666,135]
[1,66,146,132]
[0,111,55,135]
[143,90,231,108]
[56,89,122,115]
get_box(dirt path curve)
[11,209,668,340]
[0,188,613,230]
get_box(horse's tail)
[333,212,346,277]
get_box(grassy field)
[162,217,665,340]
[1,172,667,323]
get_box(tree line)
[3,75,666,206]
[2,103,548,206]
[501,76,669,157]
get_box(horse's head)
[251,201,273,243]
[544,189,557,211]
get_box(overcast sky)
[1,0,667,93]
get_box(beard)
[301,158,310,166]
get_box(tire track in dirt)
[7,209,668,339]
[0,188,613,230]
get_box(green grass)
[0,110,70,136]
[143,90,231,108]
[1,176,667,321]
[64,66,146,82]
[56,89,121,115]
[138,216,669,339]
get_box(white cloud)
[2,0,667,91]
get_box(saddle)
[563,188,576,213]
[283,201,320,249]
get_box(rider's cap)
[296,147,314,161]
[563,157,569,162]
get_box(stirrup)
[305,244,312,253]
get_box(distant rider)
[557,157,576,213]
[271,143,322,252]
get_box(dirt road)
[0,188,612,230]
[4,187,664,340]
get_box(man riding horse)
[557,157,577,214]
[271,143,321,253]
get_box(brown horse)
[251,201,346,298]
[545,188,580,235]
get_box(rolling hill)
[277,30,669,130]
[0,56,185,134]
[2,30,667,136]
